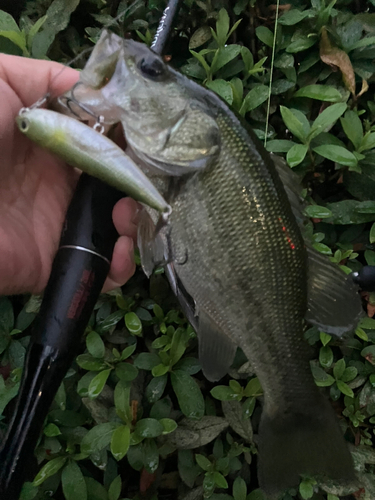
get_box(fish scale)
[168,110,311,402]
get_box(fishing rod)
[0,1,182,498]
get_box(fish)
[26,31,363,496]
[16,108,170,215]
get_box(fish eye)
[138,55,165,80]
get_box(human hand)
[0,54,138,295]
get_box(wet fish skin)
[59,34,358,495]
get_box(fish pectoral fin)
[137,208,165,278]
[306,245,363,336]
[198,309,237,382]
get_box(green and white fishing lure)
[16,107,171,215]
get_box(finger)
[0,54,79,108]
[112,197,141,243]
[102,235,136,292]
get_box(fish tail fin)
[258,395,356,497]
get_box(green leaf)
[125,312,142,336]
[313,144,358,168]
[243,377,263,397]
[311,365,335,386]
[359,132,375,153]
[110,425,130,461]
[76,354,107,371]
[146,373,168,403]
[152,363,170,377]
[239,84,269,116]
[336,380,354,397]
[88,369,111,399]
[212,45,241,73]
[143,439,159,473]
[61,460,87,500]
[278,9,310,25]
[85,477,109,500]
[280,106,309,143]
[294,85,342,102]
[0,10,20,31]
[44,423,61,437]
[31,0,81,58]
[121,343,136,360]
[320,331,332,346]
[86,331,105,359]
[342,366,358,382]
[81,422,118,455]
[213,471,228,488]
[33,456,67,486]
[287,34,317,53]
[114,380,131,422]
[216,8,230,47]
[27,15,48,46]
[108,475,121,500]
[190,50,211,76]
[355,327,368,341]
[326,200,375,224]
[312,242,332,255]
[171,370,205,419]
[265,140,297,153]
[135,418,164,438]
[359,317,375,329]
[299,479,314,499]
[0,31,27,54]
[206,79,233,105]
[246,489,267,500]
[115,362,138,382]
[196,454,212,471]
[255,26,274,47]
[189,25,212,49]
[159,418,177,434]
[233,476,247,500]
[210,385,238,401]
[319,346,333,368]
[169,328,188,366]
[340,110,363,150]
[304,205,333,218]
[134,353,160,370]
[309,103,347,140]
[286,143,308,167]
[333,359,346,380]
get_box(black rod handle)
[0,175,122,498]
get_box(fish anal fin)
[198,309,237,382]
[306,245,363,336]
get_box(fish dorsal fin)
[137,208,165,278]
[306,245,363,335]
[198,309,237,382]
[271,154,363,336]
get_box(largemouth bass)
[22,32,363,496]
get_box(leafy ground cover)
[1,0,375,499]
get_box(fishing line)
[264,0,280,148]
